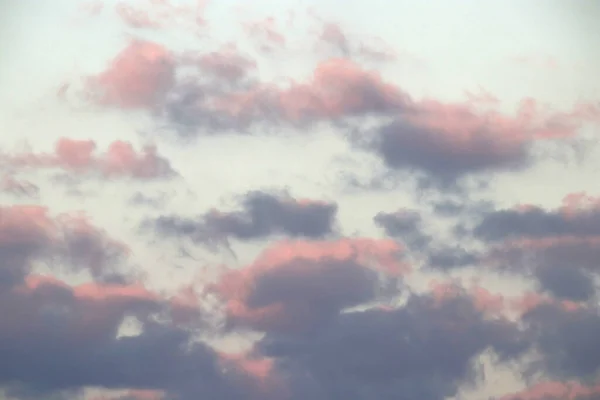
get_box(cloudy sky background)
[1,1,600,399]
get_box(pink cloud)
[213,238,408,333]
[0,205,130,281]
[22,275,157,303]
[428,280,505,316]
[8,138,175,179]
[499,379,600,400]
[509,291,583,315]
[87,40,175,109]
[208,57,409,123]
[0,205,57,247]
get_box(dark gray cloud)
[221,258,399,334]
[374,210,479,270]
[361,119,529,186]
[427,247,479,269]
[0,278,245,400]
[474,205,600,301]
[373,210,431,250]
[4,287,525,400]
[475,208,600,242]
[153,191,338,244]
[259,294,528,400]
[523,304,600,379]
[487,239,600,303]
[534,264,596,302]
[347,95,592,187]
[0,206,135,298]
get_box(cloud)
[357,98,598,185]
[10,2,600,398]
[129,192,167,209]
[532,264,595,302]
[426,246,480,269]
[152,191,338,245]
[523,303,600,379]
[78,1,104,17]
[212,238,407,334]
[179,43,257,83]
[115,3,162,29]
[6,138,176,180]
[86,40,176,109]
[0,275,233,399]
[0,175,40,198]
[498,379,600,400]
[113,0,206,30]
[374,209,480,269]
[319,22,351,56]
[258,292,527,400]
[242,16,287,53]
[91,389,165,400]
[476,194,600,301]
[374,209,431,250]
[162,56,409,134]
[475,194,600,241]
[313,18,397,62]
[0,205,129,286]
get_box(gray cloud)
[533,264,596,302]
[474,205,600,301]
[427,247,480,270]
[361,119,529,186]
[0,278,242,400]
[374,210,431,250]
[523,304,600,379]
[475,208,600,242]
[259,294,527,400]
[222,258,399,334]
[153,191,338,244]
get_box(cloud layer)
[2,1,600,399]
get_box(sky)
[0,0,600,399]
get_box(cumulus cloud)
[86,40,176,109]
[356,98,600,185]
[0,275,232,399]
[522,303,600,379]
[212,237,407,334]
[258,292,527,400]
